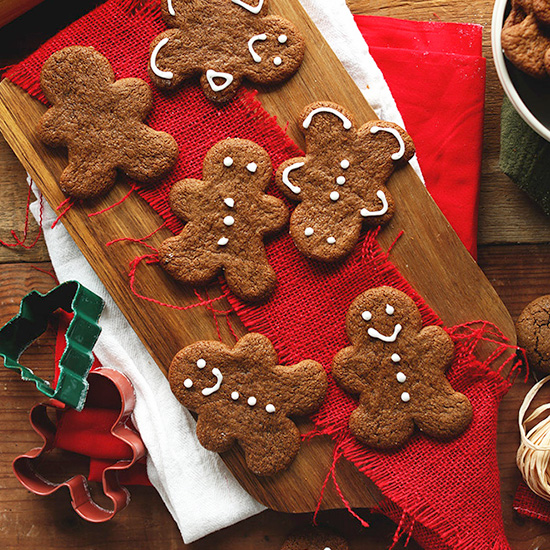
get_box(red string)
[106,223,166,252]
[387,229,404,256]
[224,314,238,343]
[128,253,230,311]
[88,186,135,217]
[31,264,58,282]
[51,198,75,229]
[197,289,223,342]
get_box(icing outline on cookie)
[370,126,406,160]
[367,324,402,342]
[202,368,223,396]
[206,69,234,92]
[282,162,304,194]
[248,34,267,62]
[151,38,174,80]
[232,0,264,14]
[167,0,175,16]
[303,107,352,130]
[360,190,389,218]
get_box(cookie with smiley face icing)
[281,527,349,550]
[332,286,472,450]
[169,333,327,476]
[159,138,288,302]
[148,0,305,103]
[275,102,415,263]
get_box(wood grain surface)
[0,0,44,29]
[0,0,549,548]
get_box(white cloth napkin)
[27,0,420,542]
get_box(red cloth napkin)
[354,15,486,258]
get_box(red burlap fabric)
[4,1,520,547]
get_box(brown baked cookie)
[38,46,178,199]
[159,138,288,302]
[332,286,472,450]
[516,295,550,373]
[281,527,349,550]
[502,3,550,79]
[275,102,415,263]
[533,0,550,26]
[169,333,328,476]
[148,0,305,103]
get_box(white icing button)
[224,197,234,208]
[340,159,350,169]
[265,404,276,413]
[336,176,346,185]
[401,392,411,403]
[327,237,336,244]
[246,162,258,173]
[184,378,193,388]
[278,34,288,43]
[304,227,314,237]
[218,237,229,246]
[248,396,257,406]
[362,310,372,321]
[391,353,401,363]
[273,56,282,66]
[223,156,233,167]
[330,191,340,201]
[231,391,239,401]
[397,372,407,383]
[197,358,206,369]
[224,215,235,226]
[386,304,395,315]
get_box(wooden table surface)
[1,0,549,548]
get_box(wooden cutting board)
[0,0,514,514]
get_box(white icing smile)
[370,126,406,161]
[248,34,267,63]
[202,367,223,396]
[206,70,234,92]
[232,0,264,14]
[167,0,175,16]
[303,107,352,130]
[368,324,402,342]
[282,161,304,194]
[151,38,174,80]
[361,190,389,218]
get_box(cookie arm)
[275,157,308,202]
[331,347,369,396]
[416,325,455,375]
[37,107,68,146]
[169,178,210,222]
[258,195,289,235]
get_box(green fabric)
[500,96,550,214]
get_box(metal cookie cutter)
[0,281,104,410]
[13,368,146,522]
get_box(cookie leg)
[224,256,277,302]
[414,390,473,440]
[60,158,117,199]
[349,404,414,450]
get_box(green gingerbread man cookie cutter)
[0,281,104,410]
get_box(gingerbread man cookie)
[148,0,305,103]
[275,102,415,263]
[281,527,349,550]
[516,294,550,373]
[169,333,328,476]
[332,286,472,450]
[502,0,550,79]
[38,46,178,199]
[159,138,288,302]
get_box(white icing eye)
[396,372,406,383]
[330,191,340,201]
[184,378,193,388]
[401,392,411,403]
[224,197,234,208]
[278,34,288,43]
[265,404,276,413]
[336,176,345,185]
[218,237,229,246]
[327,237,336,244]
[231,391,239,400]
[246,162,257,173]
[248,396,257,406]
[273,56,282,66]
[340,159,350,169]
[386,304,395,315]
[362,310,372,321]
[391,353,401,363]
[197,358,206,369]
[223,156,233,167]
[224,215,235,226]
[304,227,314,236]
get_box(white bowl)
[492,0,550,141]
